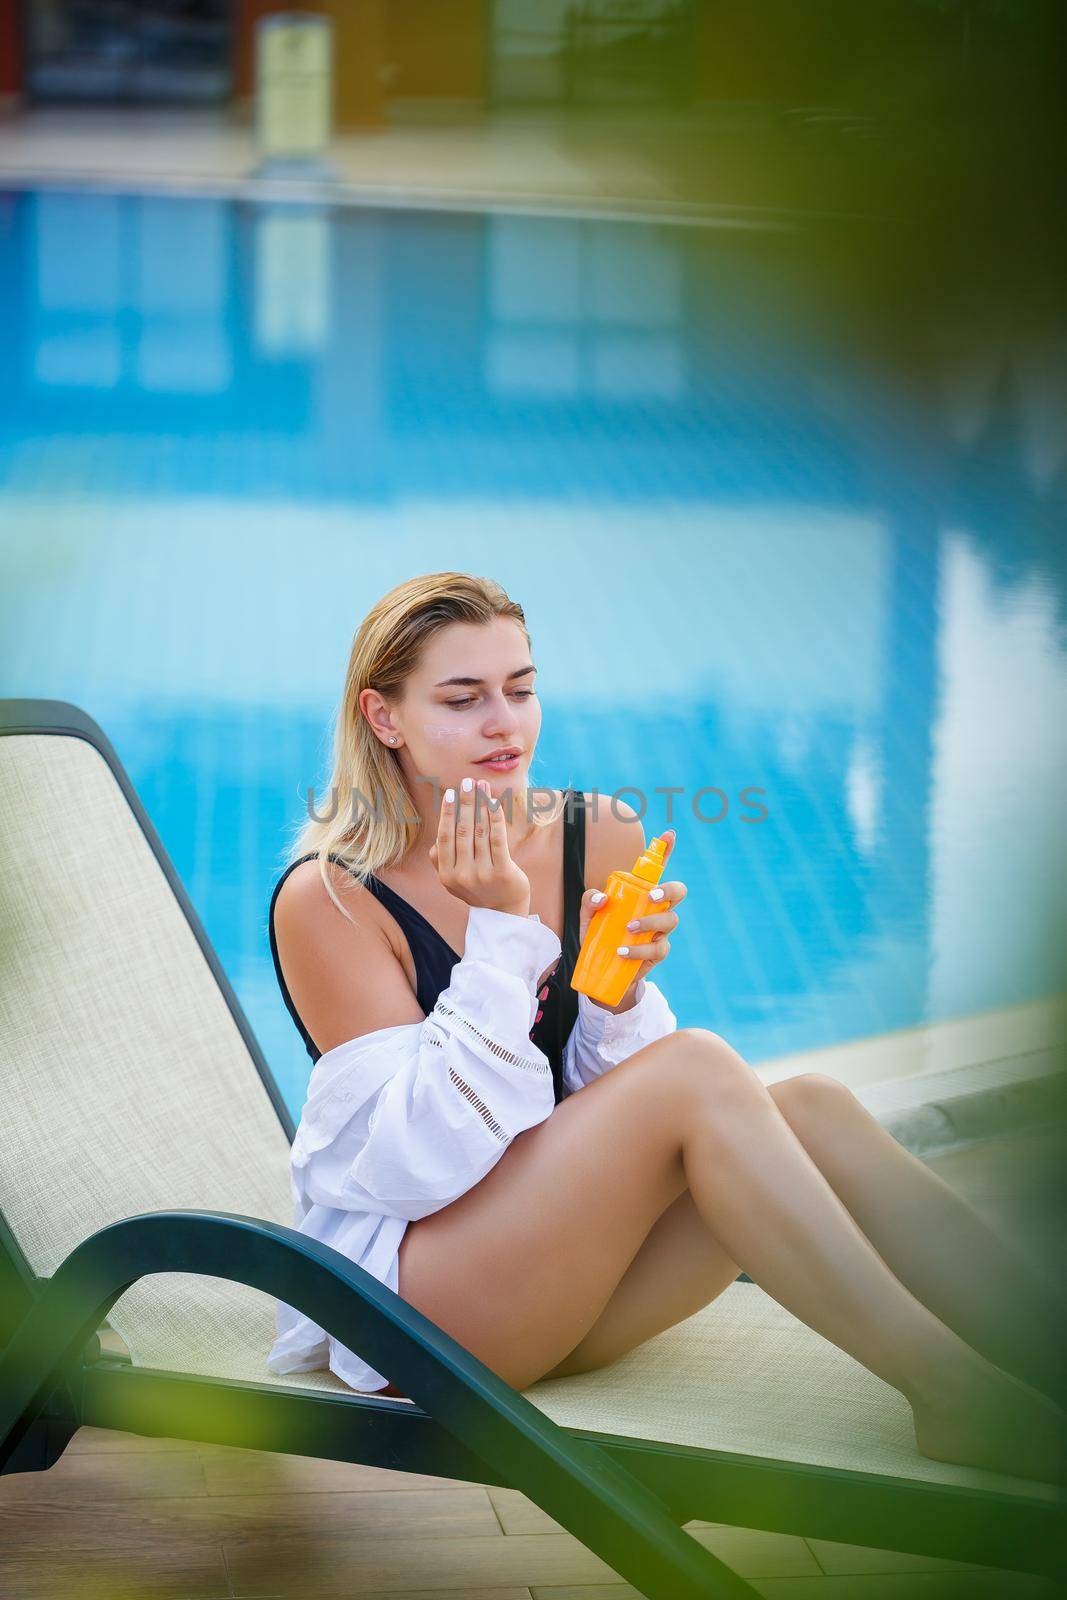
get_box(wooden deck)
[2,1132,1059,1599]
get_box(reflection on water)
[486,218,684,400]
[254,208,331,359]
[0,188,1063,1110]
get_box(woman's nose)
[483,699,521,734]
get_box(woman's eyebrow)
[433,666,537,688]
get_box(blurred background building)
[0,1,1059,127]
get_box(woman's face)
[388,617,542,802]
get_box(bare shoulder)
[272,856,423,1053]
[273,855,374,940]
[579,791,647,889]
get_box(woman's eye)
[446,692,536,709]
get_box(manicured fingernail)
[461,775,473,792]
[649,887,665,900]
[444,787,455,804]
[626,919,639,931]
[617,945,629,956]
[591,890,606,904]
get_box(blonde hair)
[285,572,569,924]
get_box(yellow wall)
[386,0,485,100]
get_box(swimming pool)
[1,186,1064,1115]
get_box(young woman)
[267,571,1065,1484]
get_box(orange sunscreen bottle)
[570,834,671,1007]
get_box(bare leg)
[671,1034,1066,1482]
[543,1187,742,1379]
[767,1073,1067,1405]
[546,1077,1067,1402]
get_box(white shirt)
[266,904,678,1392]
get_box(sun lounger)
[2,698,1062,1597]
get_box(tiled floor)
[1,1420,1052,1600]
[3,1130,1060,1600]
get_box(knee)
[665,1027,763,1106]
[768,1072,860,1123]
[674,1026,743,1067]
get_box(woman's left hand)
[582,828,686,1012]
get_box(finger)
[579,886,609,938]
[616,937,670,961]
[473,778,494,873]
[455,775,476,875]
[485,780,510,868]
[436,786,456,875]
[648,879,687,908]
[622,910,677,935]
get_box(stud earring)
[389,737,398,745]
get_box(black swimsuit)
[268,788,589,1105]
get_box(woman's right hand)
[428,776,532,917]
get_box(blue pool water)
[1,186,1064,1115]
